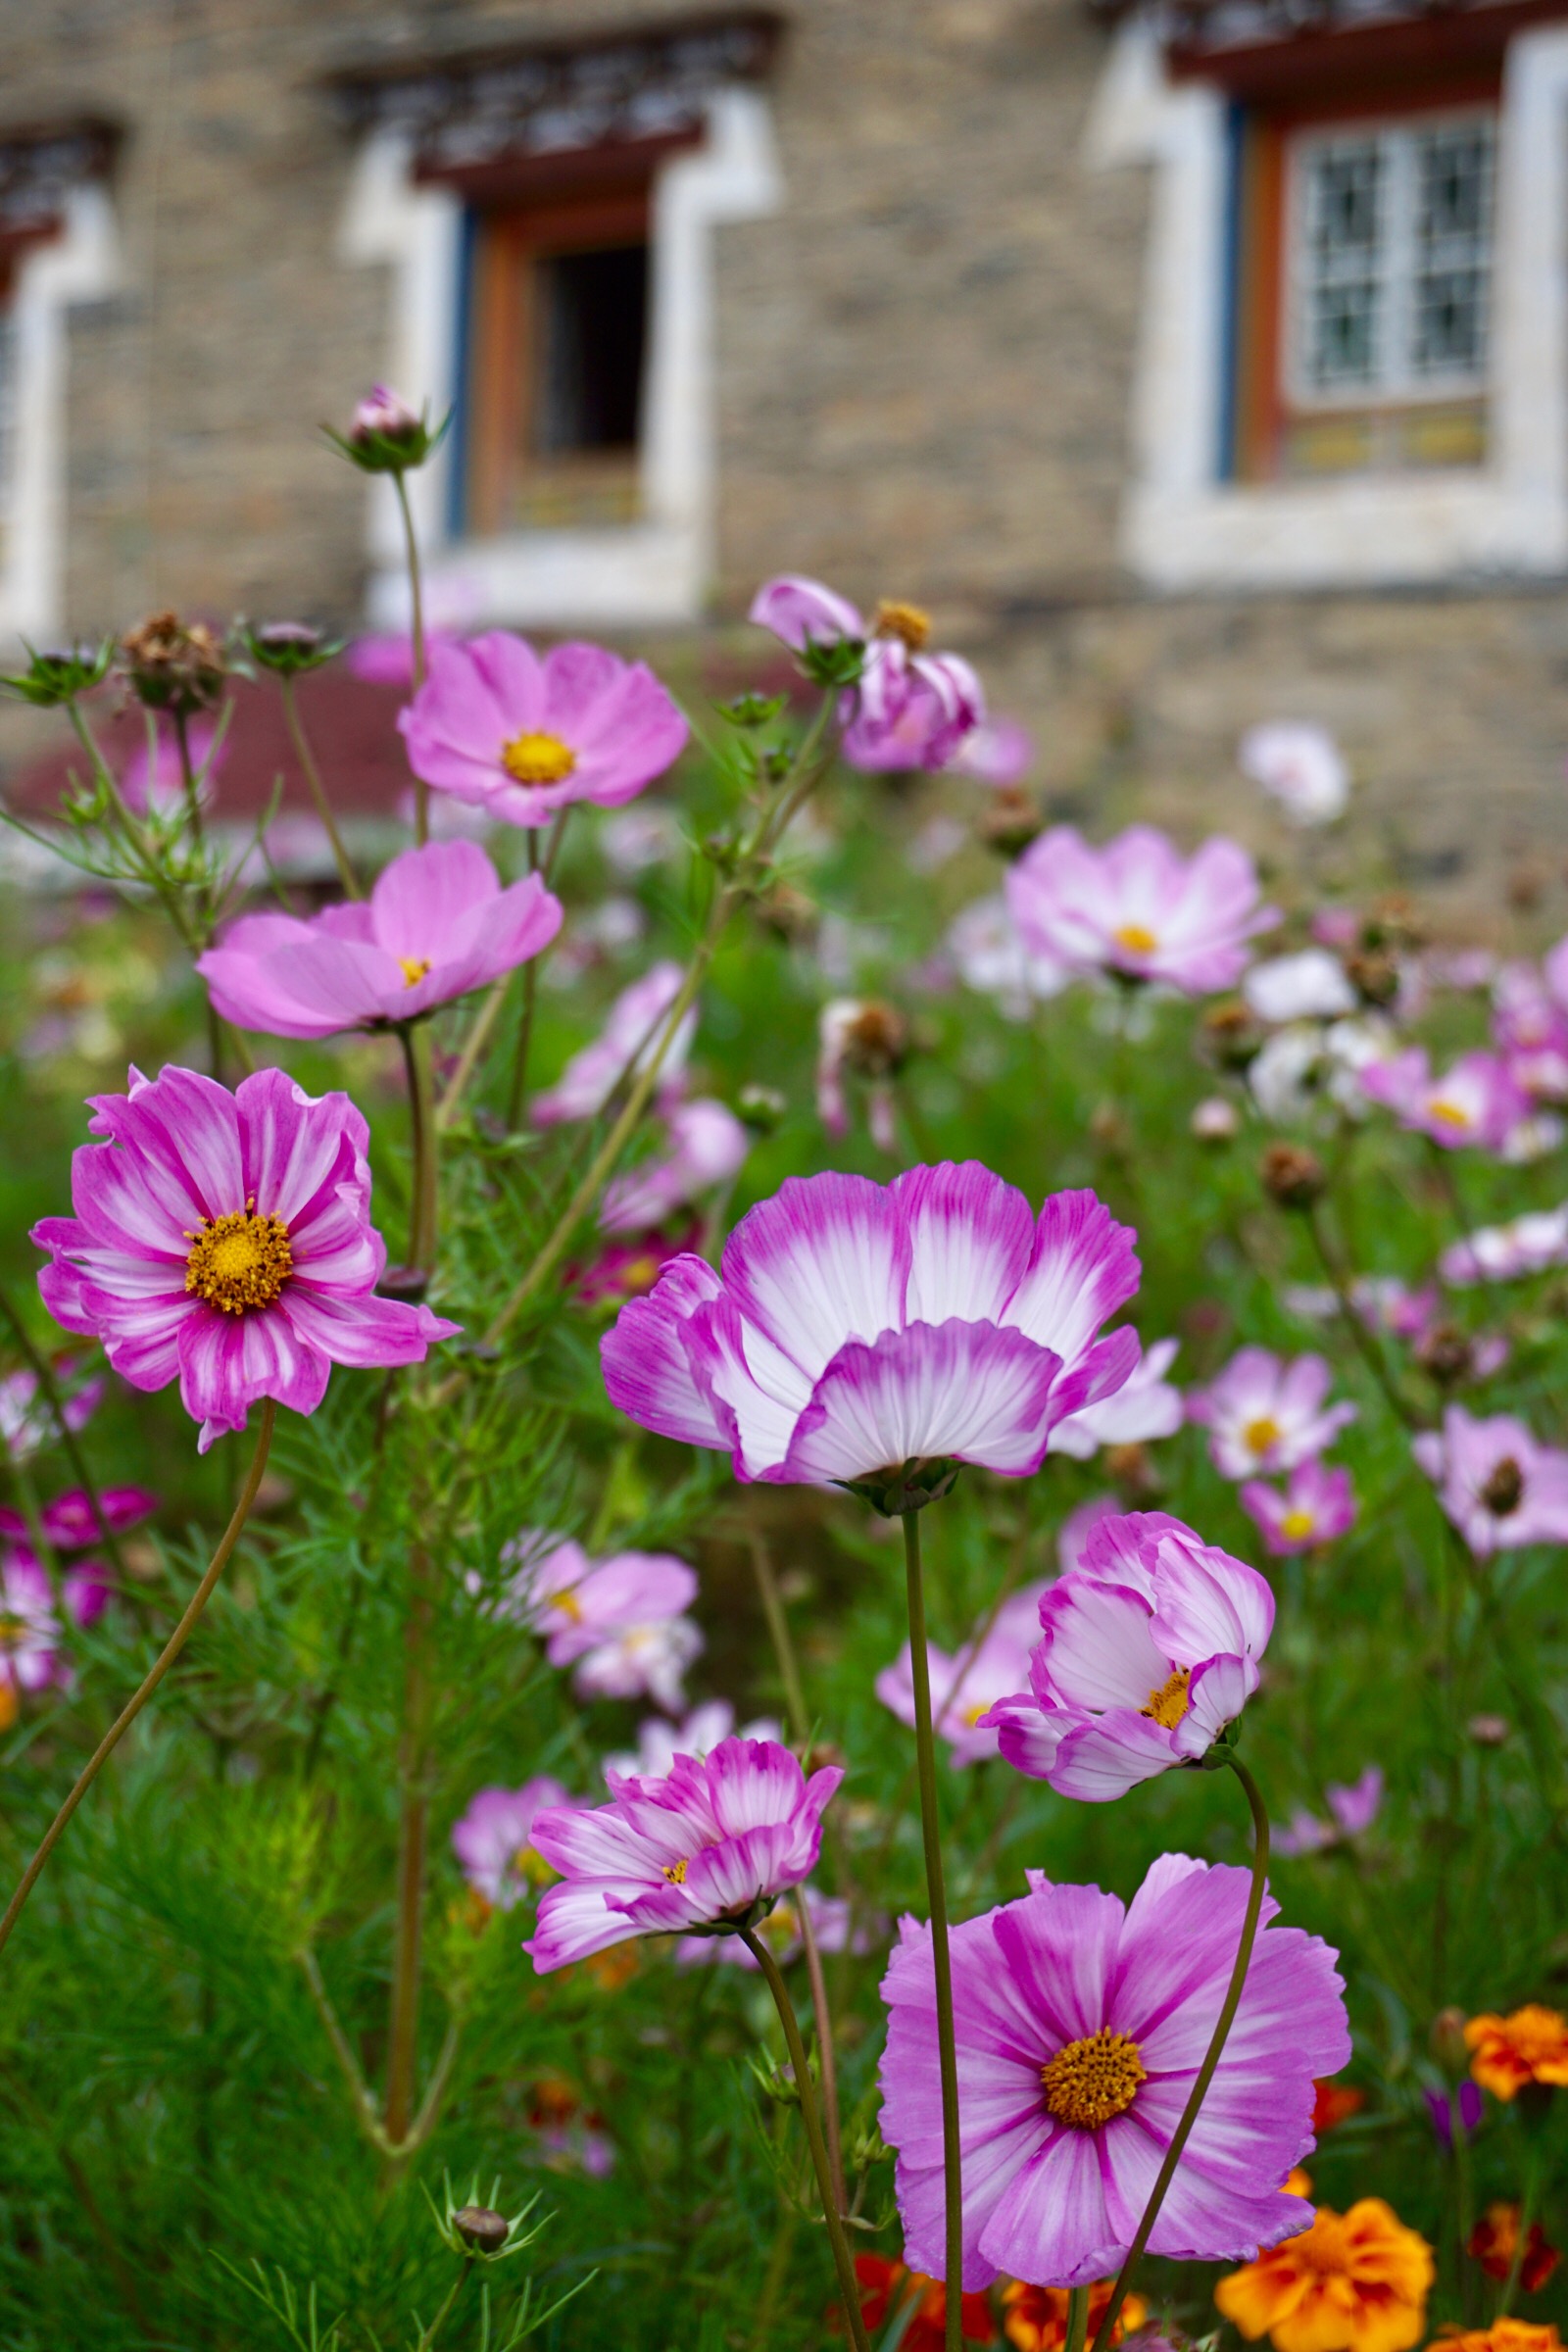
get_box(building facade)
[2,0,1568,900]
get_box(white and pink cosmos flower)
[1492,963,1568,1102]
[1046,1336,1181,1460]
[749,575,984,772]
[1359,1048,1531,1152]
[1239,721,1349,827]
[451,1777,582,1910]
[399,633,688,829]
[32,1066,457,1452]
[532,962,695,1127]
[1186,1348,1357,1481]
[1005,826,1278,997]
[1413,1405,1568,1557]
[0,1546,109,1711]
[1441,1207,1568,1287]
[601,1163,1141,1497]
[1240,1458,1357,1557]
[982,1510,1273,1801]
[600,1099,750,1237]
[1276,1766,1383,1858]
[496,1534,703,1712]
[524,1735,843,1972]
[876,1586,1051,1766]
[0,1364,103,1463]
[197,842,562,1040]
[0,1484,157,1551]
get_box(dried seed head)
[121,611,227,712]
[1260,1142,1327,1211]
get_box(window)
[462,185,653,535]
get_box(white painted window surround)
[340,87,782,632]
[0,185,120,649]
[1086,23,1568,590]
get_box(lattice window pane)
[1410,122,1494,379]
[1302,140,1386,392]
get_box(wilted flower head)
[602,1162,1141,1504]
[32,1066,457,1451]
[1412,1407,1568,1556]
[879,1853,1348,2287]
[1239,722,1349,827]
[1214,2190,1433,2352]
[1006,826,1277,997]
[400,633,688,828]
[120,611,227,714]
[1240,1458,1356,1557]
[983,1509,1273,1799]
[1464,2003,1568,2099]
[1441,1207,1568,1287]
[533,962,695,1126]
[1187,1348,1356,1480]
[1046,1336,1181,1459]
[452,1778,580,1909]
[198,842,562,1039]
[524,1735,843,1972]
[1360,1049,1530,1152]
[496,1535,702,1712]
[876,1585,1050,1765]
[1275,1767,1384,1857]
[816,999,909,1151]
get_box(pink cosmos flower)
[604,1698,782,1786]
[0,1364,103,1462]
[398,633,688,829]
[347,631,459,686]
[524,1735,844,1972]
[982,1510,1273,1800]
[451,1778,581,1910]
[1238,722,1348,827]
[949,717,1034,789]
[570,1229,698,1311]
[1046,1336,1181,1460]
[876,1586,1051,1766]
[601,1163,1141,1494]
[1275,1766,1383,1858]
[0,1547,108,1704]
[1005,827,1278,996]
[600,1100,750,1236]
[31,1066,457,1452]
[352,384,419,442]
[1056,1494,1120,1574]
[1240,1459,1357,1556]
[532,961,695,1127]
[748,574,984,772]
[948,895,1070,1018]
[497,1533,703,1711]
[1412,1405,1568,1556]
[1492,964,1568,1102]
[0,1484,158,1551]
[878,1852,1349,2288]
[1441,1207,1568,1287]
[197,842,563,1040]
[1359,1049,1530,1152]
[1186,1348,1356,1481]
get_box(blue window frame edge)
[446,203,478,543]
[1216,98,1248,484]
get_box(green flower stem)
[65,700,201,954]
[741,1926,872,2352]
[1305,1203,1420,1432]
[384,1538,434,2151]
[0,1400,275,1965]
[1088,1755,1272,2352]
[435,977,510,1133]
[1064,2284,1091,2352]
[0,1283,127,1582]
[400,1022,439,1277]
[393,469,429,848]
[902,1506,965,2352]
[280,674,361,898]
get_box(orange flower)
[1215,2197,1434,2352]
[844,2254,995,2350]
[1435,2323,1563,2352]
[1468,2204,1560,2293]
[1002,2278,1147,2352]
[1464,2007,1568,2100]
[1313,2081,1367,2133]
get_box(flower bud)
[978,787,1044,858]
[1345,948,1400,1007]
[1415,1322,1473,1388]
[241,619,341,678]
[1192,1095,1240,1144]
[737,1083,787,1134]
[452,2205,510,2255]
[1467,1712,1510,1747]
[1200,999,1263,1072]
[1430,2005,1470,2075]
[329,386,448,474]
[1260,1141,1327,1211]
[121,611,227,713]
[717,691,787,730]
[0,638,113,707]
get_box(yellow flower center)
[872,599,931,650]
[1244,1414,1283,1456]
[1041,2029,1147,2130]
[0,1614,24,1646]
[963,1702,990,1727]
[1113,923,1158,956]
[501,730,576,786]
[663,1857,689,1885]
[1429,1099,1472,1128]
[398,956,431,988]
[552,1588,583,1625]
[1281,1507,1316,1540]
[1141,1667,1192,1730]
[184,1203,293,1315]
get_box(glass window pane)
[1410,123,1494,380]
[1301,139,1386,392]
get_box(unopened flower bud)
[1089,1102,1130,1152]
[837,1001,907,1081]
[1365,893,1426,953]
[1415,1322,1473,1388]
[718,691,787,730]
[737,1083,787,1134]
[1467,1712,1510,1747]
[121,611,227,713]
[756,881,818,946]
[1345,948,1400,1007]
[330,385,448,474]
[1192,1096,1240,1144]
[1200,999,1263,1073]
[453,2205,510,2254]
[978,787,1044,858]
[0,638,114,708]
[353,384,419,445]
[242,619,341,678]
[1431,2005,1471,2075]
[1260,1142,1326,1211]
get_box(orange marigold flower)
[1215,2197,1435,2352]
[1464,2006,1568,2100]
[1468,2204,1561,2293]
[1434,2322,1564,2352]
[1313,2081,1367,2133]
[844,2254,995,2349]
[1002,2278,1147,2352]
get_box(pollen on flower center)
[1113,923,1158,956]
[1141,1667,1192,1730]
[1041,2028,1147,2130]
[398,955,432,988]
[872,598,931,650]
[663,1857,689,1885]
[183,1202,293,1315]
[501,729,577,786]
[1429,1099,1472,1127]
[553,1588,584,1625]
[1280,1507,1316,1541]
[1244,1414,1283,1455]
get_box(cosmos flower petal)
[782,1319,1065,1483]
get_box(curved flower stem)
[280,674,361,899]
[399,1023,439,1277]
[902,1507,964,2352]
[1064,2285,1090,2352]
[741,1927,873,2352]
[0,1400,275,1964]
[1088,1755,1271,2352]
[393,468,429,847]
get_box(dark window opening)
[535,243,648,455]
